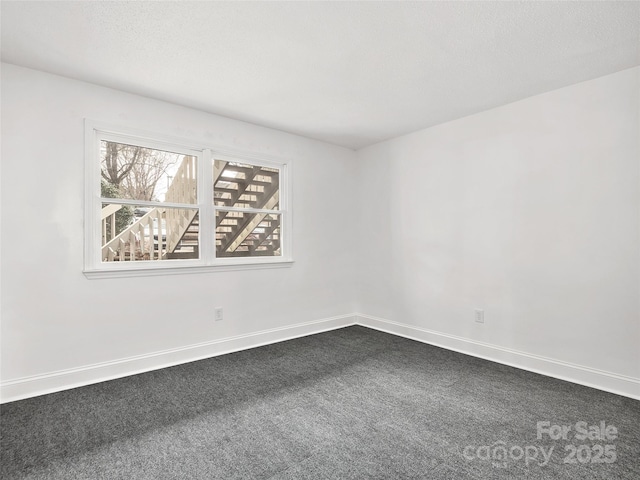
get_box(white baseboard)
[0,314,357,404]
[356,313,640,401]
[4,313,638,403]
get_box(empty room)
[1,1,639,479]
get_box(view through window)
[88,125,290,275]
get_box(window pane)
[101,203,199,262]
[216,212,281,257]
[213,160,279,209]
[101,141,197,204]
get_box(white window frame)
[84,120,293,278]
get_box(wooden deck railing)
[101,203,123,246]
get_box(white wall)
[0,64,358,392]
[357,67,640,384]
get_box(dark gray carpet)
[1,326,639,479]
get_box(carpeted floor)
[1,326,639,479]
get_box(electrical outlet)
[214,307,223,322]
[475,309,484,324]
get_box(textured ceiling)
[2,1,639,149]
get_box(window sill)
[83,260,294,279]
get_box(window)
[84,122,292,277]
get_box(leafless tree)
[101,142,179,201]
[101,142,141,188]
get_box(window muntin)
[85,122,291,276]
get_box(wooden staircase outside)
[214,161,281,257]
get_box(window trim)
[83,120,293,278]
